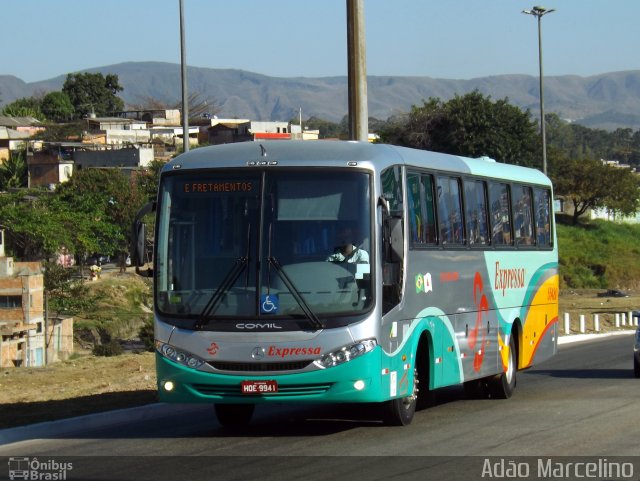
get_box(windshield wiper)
[195,256,248,329]
[196,224,252,329]
[267,256,324,330]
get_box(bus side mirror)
[379,196,404,263]
[133,221,147,267]
[378,196,390,217]
[131,201,156,277]
[388,217,404,263]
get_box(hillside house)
[117,109,181,126]
[203,119,319,144]
[0,116,44,162]
[0,231,73,367]
[27,142,75,188]
[85,117,150,145]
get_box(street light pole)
[523,6,555,175]
[179,0,189,153]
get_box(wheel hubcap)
[505,348,515,384]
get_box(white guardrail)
[562,311,639,335]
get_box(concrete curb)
[2,329,637,446]
[557,328,636,345]
[0,403,200,446]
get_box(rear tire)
[634,356,640,378]
[489,334,517,399]
[214,403,255,428]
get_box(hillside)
[557,218,640,290]
[2,62,640,130]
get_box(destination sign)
[182,181,254,194]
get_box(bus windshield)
[155,169,373,323]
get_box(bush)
[138,317,155,352]
[93,340,124,357]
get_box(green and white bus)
[132,140,558,427]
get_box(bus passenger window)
[488,182,512,246]
[512,185,534,246]
[436,176,464,245]
[407,172,437,246]
[534,188,552,247]
[464,179,489,246]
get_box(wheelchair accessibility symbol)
[260,294,279,314]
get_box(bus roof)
[165,140,551,186]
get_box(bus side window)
[407,171,437,246]
[534,188,552,247]
[512,185,534,246]
[463,179,489,246]
[488,182,512,246]
[436,176,464,245]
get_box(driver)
[326,227,369,264]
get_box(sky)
[2,0,639,83]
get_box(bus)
[132,140,558,427]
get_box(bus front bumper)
[155,349,389,404]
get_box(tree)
[0,151,28,189]
[601,165,640,219]
[1,96,45,120]
[62,72,124,118]
[35,121,85,142]
[0,191,72,260]
[294,116,347,139]
[552,157,640,224]
[379,91,539,167]
[40,91,75,122]
[136,159,166,202]
[54,168,147,257]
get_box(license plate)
[241,380,278,395]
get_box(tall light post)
[179,0,189,153]
[522,6,555,175]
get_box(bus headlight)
[313,339,377,369]
[156,341,205,369]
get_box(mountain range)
[1,61,640,131]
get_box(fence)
[562,311,639,334]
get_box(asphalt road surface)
[1,333,638,481]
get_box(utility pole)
[346,0,368,141]
[179,0,189,152]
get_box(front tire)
[489,334,517,399]
[634,355,640,378]
[384,369,418,426]
[214,403,255,428]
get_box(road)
[1,333,638,480]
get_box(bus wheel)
[489,335,517,399]
[634,356,640,378]
[214,403,255,428]
[384,369,418,426]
